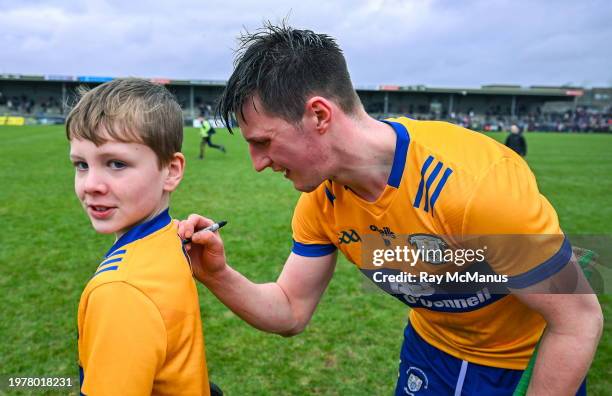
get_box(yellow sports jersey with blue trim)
[77,209,209,395]
[291,117,571,370]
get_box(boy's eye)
[74,161,88,171]
[108,160,127,170]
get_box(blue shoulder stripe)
[413,155,434,208]
[98,257,122,268]
[292,240,337,257]
[506,237,572,288]
[414,156,453,215]
[106,249,126,258]
[429,168,453,214]
[93,265,119,278]
[423,161,444,212]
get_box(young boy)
[67,78,211,395]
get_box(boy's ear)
[163,152,185,193]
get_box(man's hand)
[177,213,337,336]
[178,214,227,283]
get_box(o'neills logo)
[400,287,494,311]
[370,224,396,246]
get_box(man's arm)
[460,155,602,394]
[512,258,603,396]
[179,214,337,336]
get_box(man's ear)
[163,152,185,193]
[304,96,332,134]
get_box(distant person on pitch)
[505,124,527,157]
[67,78,217,395]
[199,117,226,159]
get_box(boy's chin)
[88,218,125,236]
[90,222,121,235]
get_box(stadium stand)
[1,74,610,132]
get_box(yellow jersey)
[77,209,209,395]
[291,117,570,370]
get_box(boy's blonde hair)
[66,78,183,167]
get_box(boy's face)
[70,136,172,237]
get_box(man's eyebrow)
[245,136,269,143]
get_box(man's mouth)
[272,166,290,178]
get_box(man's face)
[70,136,169,237]
[238,97,329,192]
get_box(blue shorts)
[395,323,587,396]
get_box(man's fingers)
[189,214,215,229]
[191,229,218,244]
[180,214,215,239]
[178,214,199,238]
[177,219,190,239]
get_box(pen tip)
[218,220,228,227]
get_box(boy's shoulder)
[81,221,193,301]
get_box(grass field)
[0,125,610,395]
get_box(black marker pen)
[182,220,227,245]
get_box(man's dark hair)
[217,22,361,133]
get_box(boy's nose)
[82,170,109,194]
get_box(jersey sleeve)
[462,157,571,288]
[291,192,336,257]
[80,282,166,396]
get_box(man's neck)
[328,113,398,202]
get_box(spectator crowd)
[0,91,62,116]
[381,107,612,133]
[1,90,610,132]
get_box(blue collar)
[381,120,410,188]
[105,208,171,257]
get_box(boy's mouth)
[88,205,115,219]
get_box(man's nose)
[249,147,272,173]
